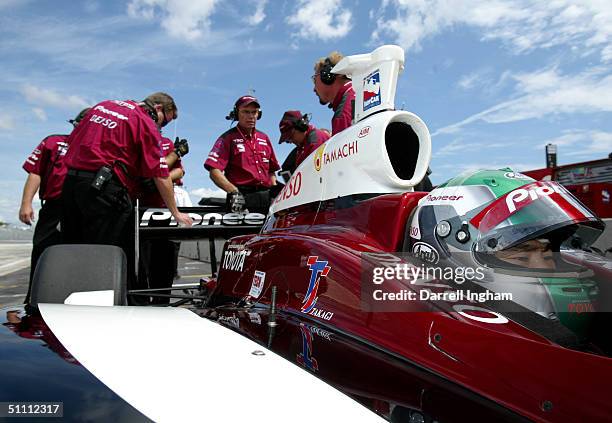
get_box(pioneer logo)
[505,183,564,213]
[139,209,266,227]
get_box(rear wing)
[138,206,266,240]
[137,206,266,276]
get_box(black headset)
[143,99,160,123]
[294,113,310,132]
[319,57,336,85]
[226,101,263,121]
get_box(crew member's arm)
[269,174,277,186]
[19,173,41,225]
[169,167,184,182]
[153,176,192,226]
[209,168,238,193]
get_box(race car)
[2,45,611,422]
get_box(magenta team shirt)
[64,100,168,197]
[139,137,183,207]
[295,126,330,167]
[205,126,280,188]
[22,134,70,201]
[331,82,355,136]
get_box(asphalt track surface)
[0,242,212,307]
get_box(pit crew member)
[204,95,280,214]
[278,110,330,169]
[19,107,90,303]
[61,93,192,301]
[138,136,188,304]
[312,51,356,136]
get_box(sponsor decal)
[409,225,420,239]
[274,171,302,203]
[357,126,371,138]
[222,245,252,272]
[307,307,334,321]
[504,172,530,180]
[314,145,325,171]
[89,114,118,129]
[218,314,240,329]
[110,100,135,110]
[236,144,245,153]
[424,194,464,202]
[470,181,592,233]
[603,190,610,204]
[504,183,565,213]
[322,141,358,166]
[93,105,128,120]
[363,69,381,111]
[296,323,319,371]
[302,256,331,314]
[139,209,265,227]
[248,312,262,324]
[412,242,439,264]
[248,270,265,298]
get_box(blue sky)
[2,0,611,224]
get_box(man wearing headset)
[278,110,330,170]
[204,95,280,214]
[312,51,356,136]
[61,92,192,303]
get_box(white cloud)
[374,1,612,62]
[32,108,47,122]
[246,0,267,26]
[21,84,88,110]
[190,187,226,199]
[434,66,612,135]
[540,129,612,157]
[0,114,15,130]
[127,0,218,42]
[436,138,507,155]
[287,0,352,41]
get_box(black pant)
[61,173,138,303]
[139,239,176,305]
[26,199,63,303]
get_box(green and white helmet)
[407,168,603,260]
[406,169,605,336]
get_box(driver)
[406,169,604,337]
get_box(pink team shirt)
[22,134,69,201]
[331,82,355,136]
[139,137,184,207]
[204,126,280,188]
[64,100,168,197]
[295,126,330,167]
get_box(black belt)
[67,169,97,178]
[67,168,126,190]
[236,185,269,194]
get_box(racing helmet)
[405,169,605,335]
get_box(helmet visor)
[471,181,604,254]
